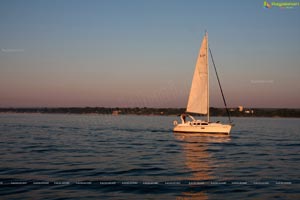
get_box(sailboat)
[173,32,232,135]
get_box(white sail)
[186,33,208,114]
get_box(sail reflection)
[174,133,230,200]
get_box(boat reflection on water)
[174,133,230,200]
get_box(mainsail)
[186,33,208,114]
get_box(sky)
[0,0,299,108]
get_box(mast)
[206,31,209,122]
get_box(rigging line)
[209,47,232,124]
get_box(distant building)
[244,109,254,114]
[238,106,243,112]
[112,110,121,115]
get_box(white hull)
[173,122,231,135]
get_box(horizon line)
[1,107,300,109]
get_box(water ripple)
[0,114,299,199]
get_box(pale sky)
[0,0,299,108]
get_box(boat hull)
[173,123,231,135]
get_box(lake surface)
[0,114,299,199]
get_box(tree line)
[0,107,300,117]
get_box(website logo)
[264,1,272,8]
[264,1,300,9]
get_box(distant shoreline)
[0,107,300,118]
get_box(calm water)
[0,114,299,199]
